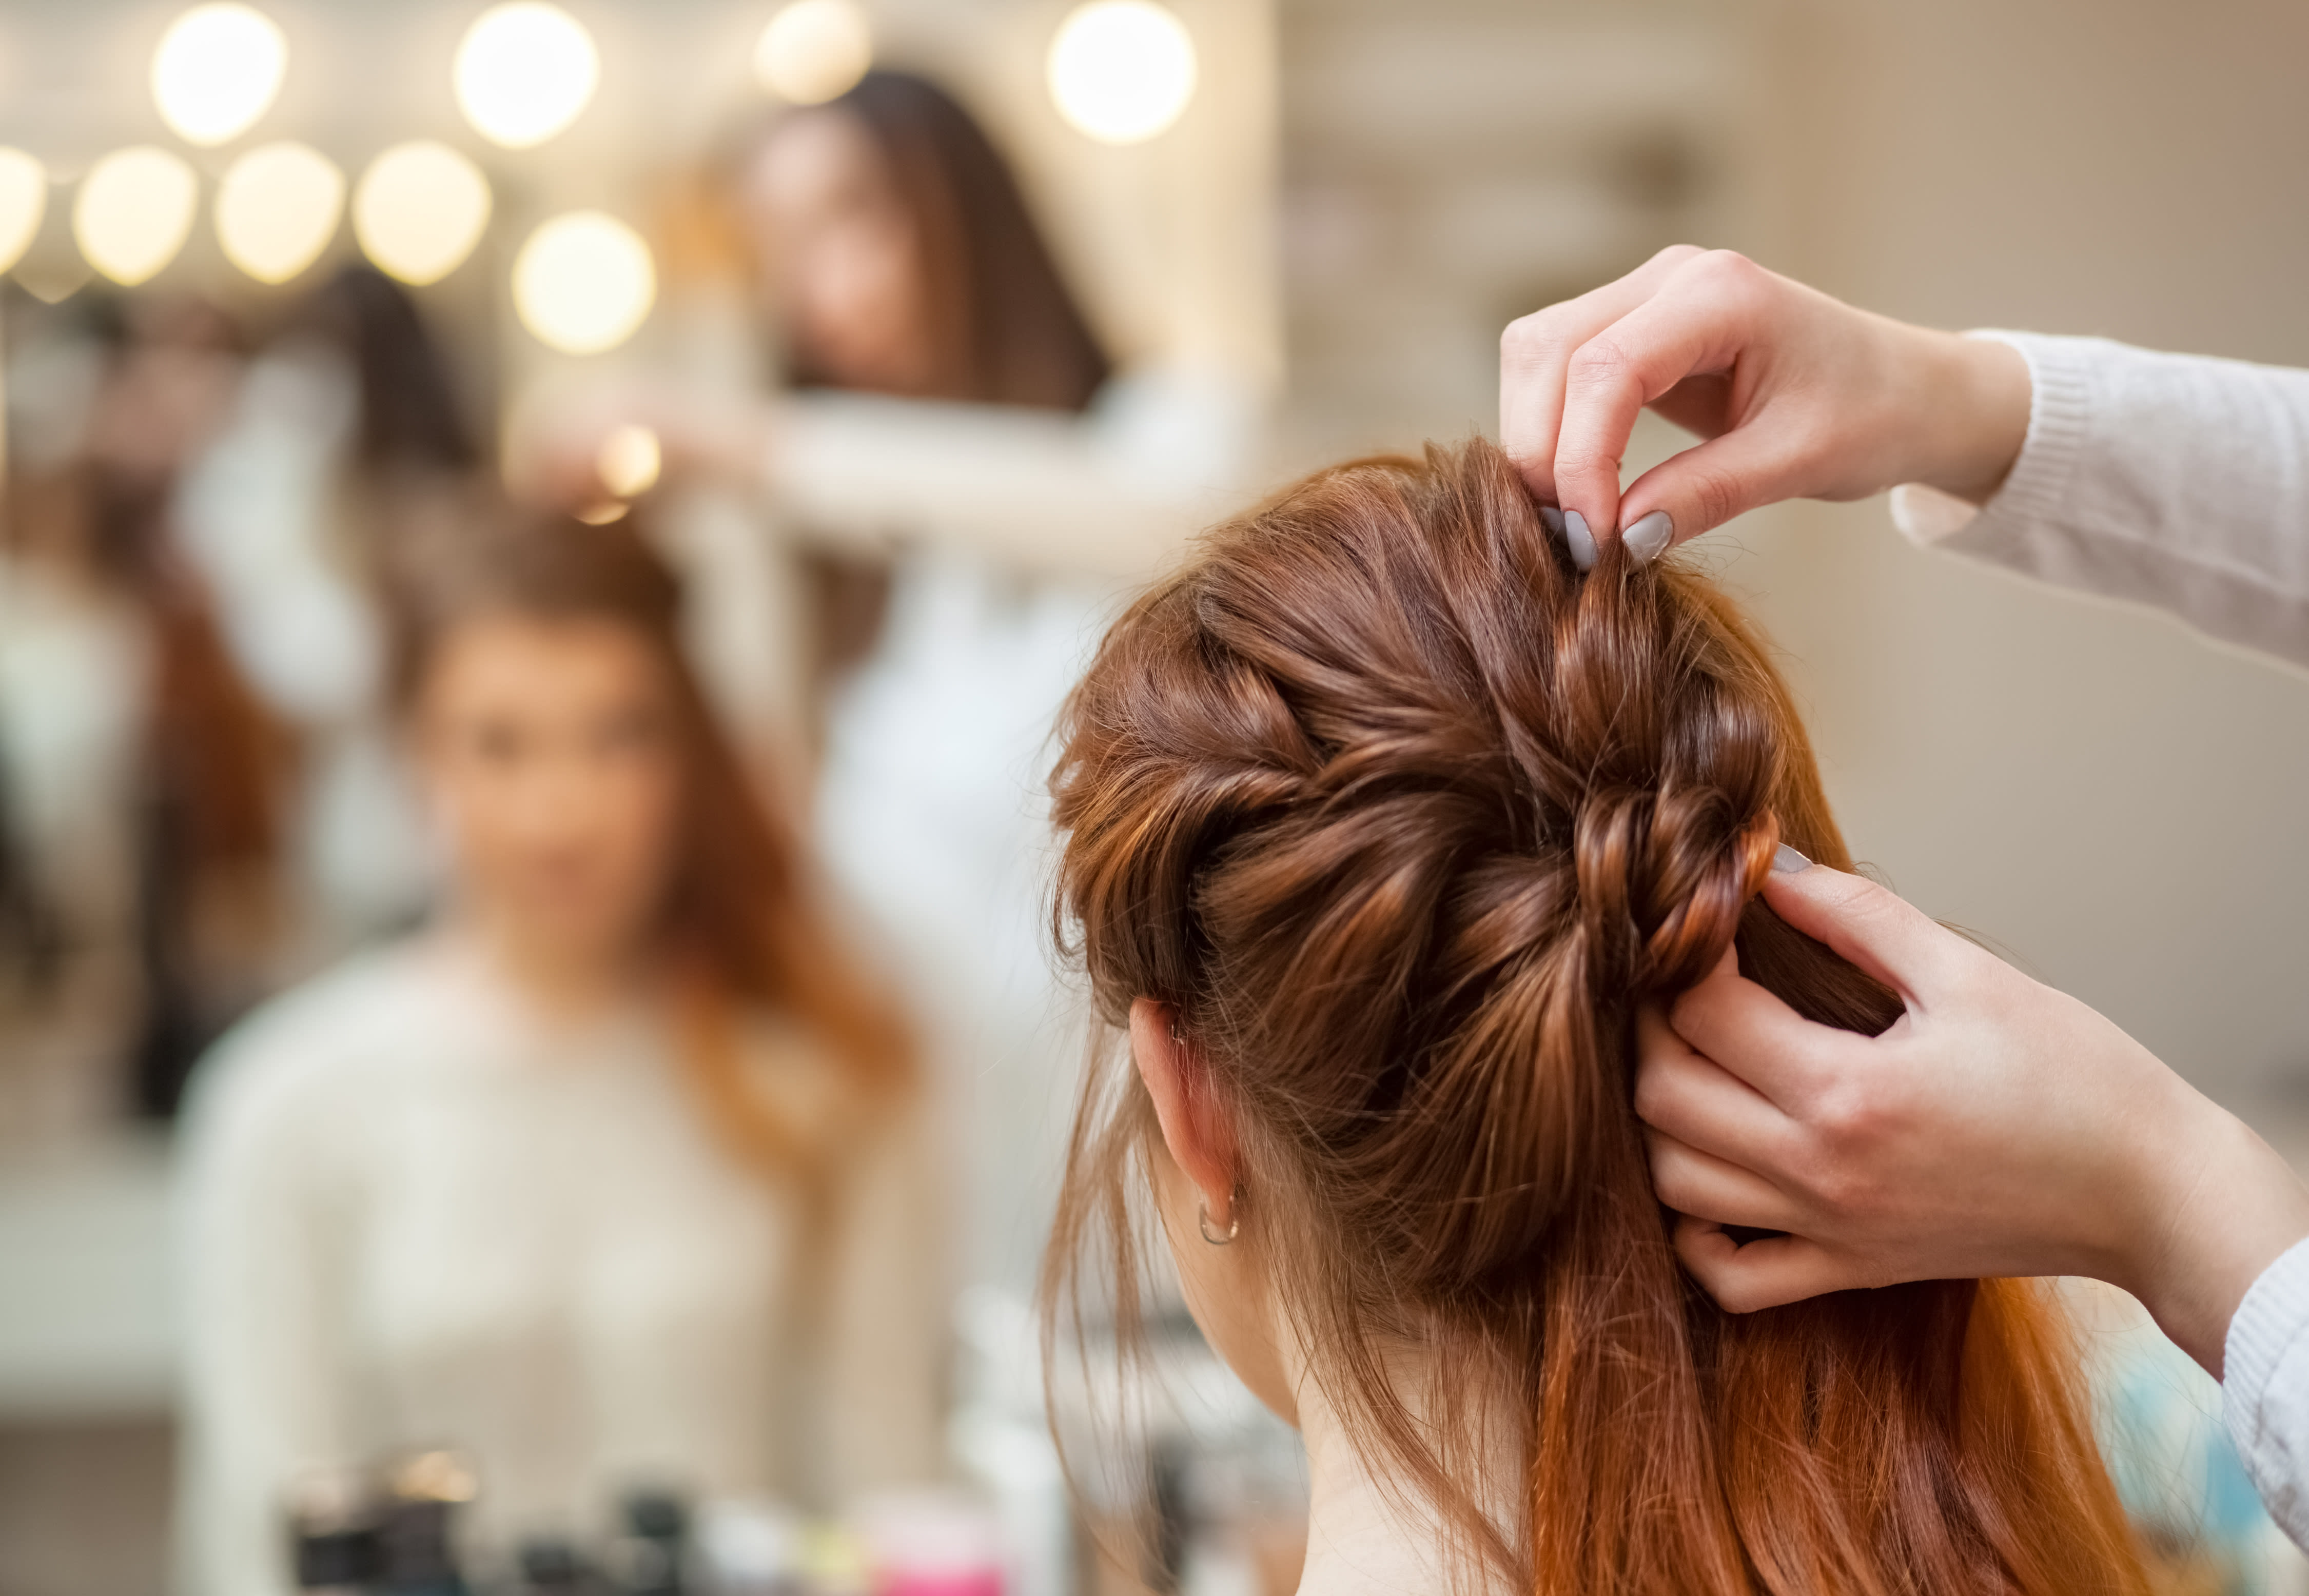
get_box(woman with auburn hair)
[177,505,942,1596]
[1045,437,2152,1594]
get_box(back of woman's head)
[1047,438,2146,1595]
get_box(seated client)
[1044,439,2150,1594]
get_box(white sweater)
[1887,330,2309,1547]
[175,940,948,1595]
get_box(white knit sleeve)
[2225,1236,2309,1550]
[1888,332,2309,667]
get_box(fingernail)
[1772,844,1812,874]
[1562,509,1598,571]
[1622,510,1673,564]
[1540,504,1565,536]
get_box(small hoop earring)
[1198,1192,1241,1247]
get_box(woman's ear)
[1130,997,1239,1228]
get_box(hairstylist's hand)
[1499,246,2033,560]
[1635,857,2309,1377]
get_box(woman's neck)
[1292,1358,1523,1596]
[440,913,650,1027]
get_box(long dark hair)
[786,70,1111,412]
[385,502,913,1174]
[1046,438,2147,1594]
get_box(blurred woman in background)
[535,69,1263,1297]
[177,505,945,1595]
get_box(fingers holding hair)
[1672,1218,1872,1314]
[1500,244,1707,511]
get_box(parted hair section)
[1044,439,2148,1595]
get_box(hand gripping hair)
[1044,439,2147,1595]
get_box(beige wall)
[1739,0,2309,1109]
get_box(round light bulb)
[754,0,873,106]
[512,211,655,354]
[454,2,599,150]
[151,3,288,147]
[1047,0,1197,145]
[352,141,493,286]
[596,423,662,498]
[75,146,201,287]
[0,149,47,275]
[215,141,342,284]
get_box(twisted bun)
[1045,438,2146,1595]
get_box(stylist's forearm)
[2125,1098,2309,1377]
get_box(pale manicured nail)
[1772,844,1812,874]
[1562,509,1598,571]
[1540,504,1565,536]
[1622,510,1673,564]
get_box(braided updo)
[1045,439,2146,1595]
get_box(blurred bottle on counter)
[692,1500,805,1596]
[517,1536,611,1596]
[288,1468,380,1595]
[604,1490,689,1596]
[850,1492,1005,1596]
[376,1451,478,1596]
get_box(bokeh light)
[754,0,873,106]
[352,141,493,286]
[512,211,655,354]
[0,149,47,275]
[216,141,342,284]
[454,2,599,150]
[1047,0,1197,145]
[151,3,288,147]
[74,146,200,287]
[596,423,662,498]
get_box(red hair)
[1045,439,2147,1593]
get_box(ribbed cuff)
[1887,330,2096,547]
[1973,330,2093,525]
[2224,1234,2309,1455]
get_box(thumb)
[1758,861,1975,1006]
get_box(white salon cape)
[1889,331,2309,1551]
[175,940,947,1596]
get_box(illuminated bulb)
[454,3,599,149]
[511,211,655,354]
[75,146,200,287]
[753,0,872,105]
[575,501,630,525]
[0,149,46,274]
[151,3,288,147]
[216,141,342,284]
[1047,0,1197,145]
[596,423,661,498]
[352,141,492,286]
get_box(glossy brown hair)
[1045,439,2147,1594]
[385,503,911,1174]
